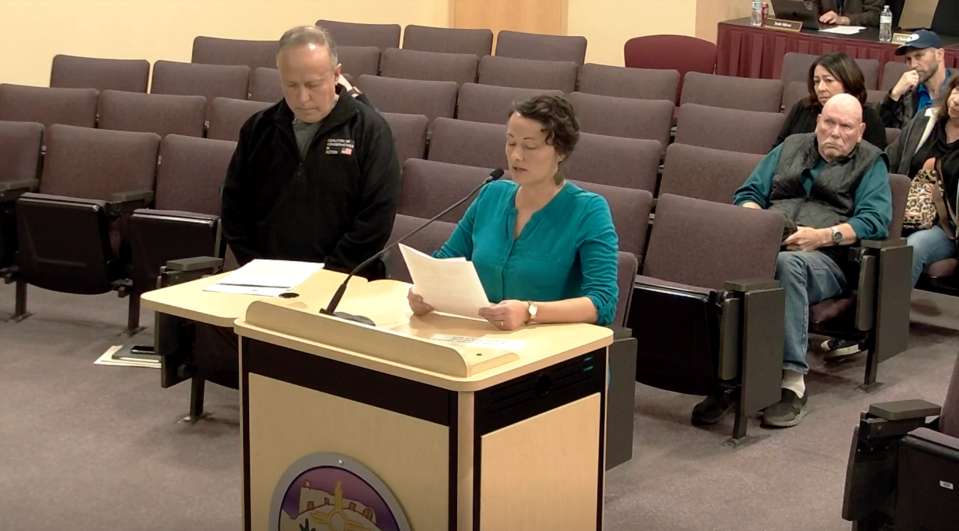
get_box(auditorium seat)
[886,127,901,146]
[402,25,493,57]
[356,75,458,131]
[50,55,150,93]
[495,30,587,65]
[0,122,43,269]
[565,135,662,193]
[680,72,783,113]
[380,48,479,85]
[881,61,909,93]
[426,118,506,169]
[628,193,785,443]
[191,36,276,70]
[97,90,206,138]
[477,56,578,93]
[674,104,785,155]
[0,84,98,130]
[781,81,807,112]
[570,181,653,259]
[566,92,673,150]
[129,134,235,294]
[456,83,563,125]
[867,90,885,107]
[780,52,880,90]
[577,63,680,104]
[206,97,271,142]
[5,125,160,334]
[316,19,400,51]
[338,45,382,78]
[658,143,764,204]
[385,213,457,283]
[806,173,912,388]
[624,35,717,100]
[150,61,250,122]
[841,349,959,530]
[382,112,428,164]
[248,67,283,103]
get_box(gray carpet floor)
[1,282,957,531]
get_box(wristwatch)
[831,226,842,245]
[525,301,539,325]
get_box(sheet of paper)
[430,334,526,350]
[203,259,323,296]
[399,244,490,318]
[819,26,865,35]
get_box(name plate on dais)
[763,18,802,32]
[892,33,914,45]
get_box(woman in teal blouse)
[408,95,620,330]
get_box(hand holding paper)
[399,244,490,319]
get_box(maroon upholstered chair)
[402,25,492,57]
[248,67,282,103]
[659,143,764,204]
[495,30,587,65]
[356,75,458,133]
[674,104,785,155]
[316,20,400,51]
[206,97,271,141]
[97,90,206,138]
[50,55,150,93]
[382,113,428,164]
[477,56,578,93]
[380,48,479,85]
[565,134,662,193]
[578,63,680,104]
[191,36,276,70]
[680,72,783,113]
[566,92,674,150]
[427,118,504,169]
[0,84,98,130]
[337,45,382,78]
[456,83,563,125]
[150,61,250,122]
[624,35,717,101]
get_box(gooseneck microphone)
[320,167,505,326]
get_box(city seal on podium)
[269,453,412,531]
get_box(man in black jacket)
[221,25,401,279]
[880,30,951,130]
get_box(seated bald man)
[694,94,893,429]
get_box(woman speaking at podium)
[407,95,620,331]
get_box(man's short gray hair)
[277,25,338,65]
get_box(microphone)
[320,167,505,326]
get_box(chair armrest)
[132,208,218,222]
[856,399,941,441]
[606,325,632,340]
[166,256,224,272]
[634,274,713,297]
[0,179,40,202]
[860,238,907,250]
[869,399,941,421]
[106,189,154,217]
[724,278,780,292]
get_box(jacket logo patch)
[326,138,355,155]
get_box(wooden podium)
[144,269,613,531]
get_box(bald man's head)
[816,93,865,161]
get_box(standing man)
[222,25,401,279]
[812,0,882,27]
[880,30,951,130]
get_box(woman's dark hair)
[509,95,581,184]
[933,74,959,122]
[804,52,868,107]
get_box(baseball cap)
[895,29,943,55]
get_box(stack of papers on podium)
[204,259,323,296]
[399,244,490,319]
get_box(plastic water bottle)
[751,1,764,27]
[879,5,893,43]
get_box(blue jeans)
[776,251,847,374]
[907,225,957,287]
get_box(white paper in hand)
[204,259,324,296]
[399,244,490,319]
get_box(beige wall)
[568,0,697,67]
[0,0,449,87]
[696,0,752,43]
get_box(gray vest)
[769,133,885,230]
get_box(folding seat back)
[338,45,382,78]
[781,53,879,90]
[50,55,150,93]
[782,81,808,112]
[385,213,457,283]
[248,67,283,103]
[380,48,479,85]
[0,122,43,268]
[130,134,236,292]
[570,181,653,260]
[659,143,764,204]
[150,61,250,121]
[566,92,674,149]
[398,159,493,222]
[495,30,587,65]
[565,134,661,193]
[356,75,458,131]
[675,104,785,155]
[0,84,98,129]
[97,90,206,138]
[206,97,272,141]
[681,72,783,113]
[624,35,717,101]
[316,20,400,50]
[426,118,504,169]
[382,112,428,164]
[478,56,578,93]
[578,64,680,103]
[881,61,910,93]
[191,36,276,69]
[402,25,493,57]
[456,83,563,125]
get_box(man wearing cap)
[880,30,951,129]
[811,0,882,27]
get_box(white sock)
[782,370,805,398]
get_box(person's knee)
[775,252,805,281]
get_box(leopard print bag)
[902,168,940,231]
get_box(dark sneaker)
[821,338,864,361]
[761,389,808,428]
[691,388,738,425]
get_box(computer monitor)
[931,0,959,37]
[771,0,825,30]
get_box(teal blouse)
[433,180,620,325]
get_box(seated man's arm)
[325,124,402,274]
[846,0,882,27]
[220,121,262,266]
[845,158,893,241]
[733,144,784,209]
